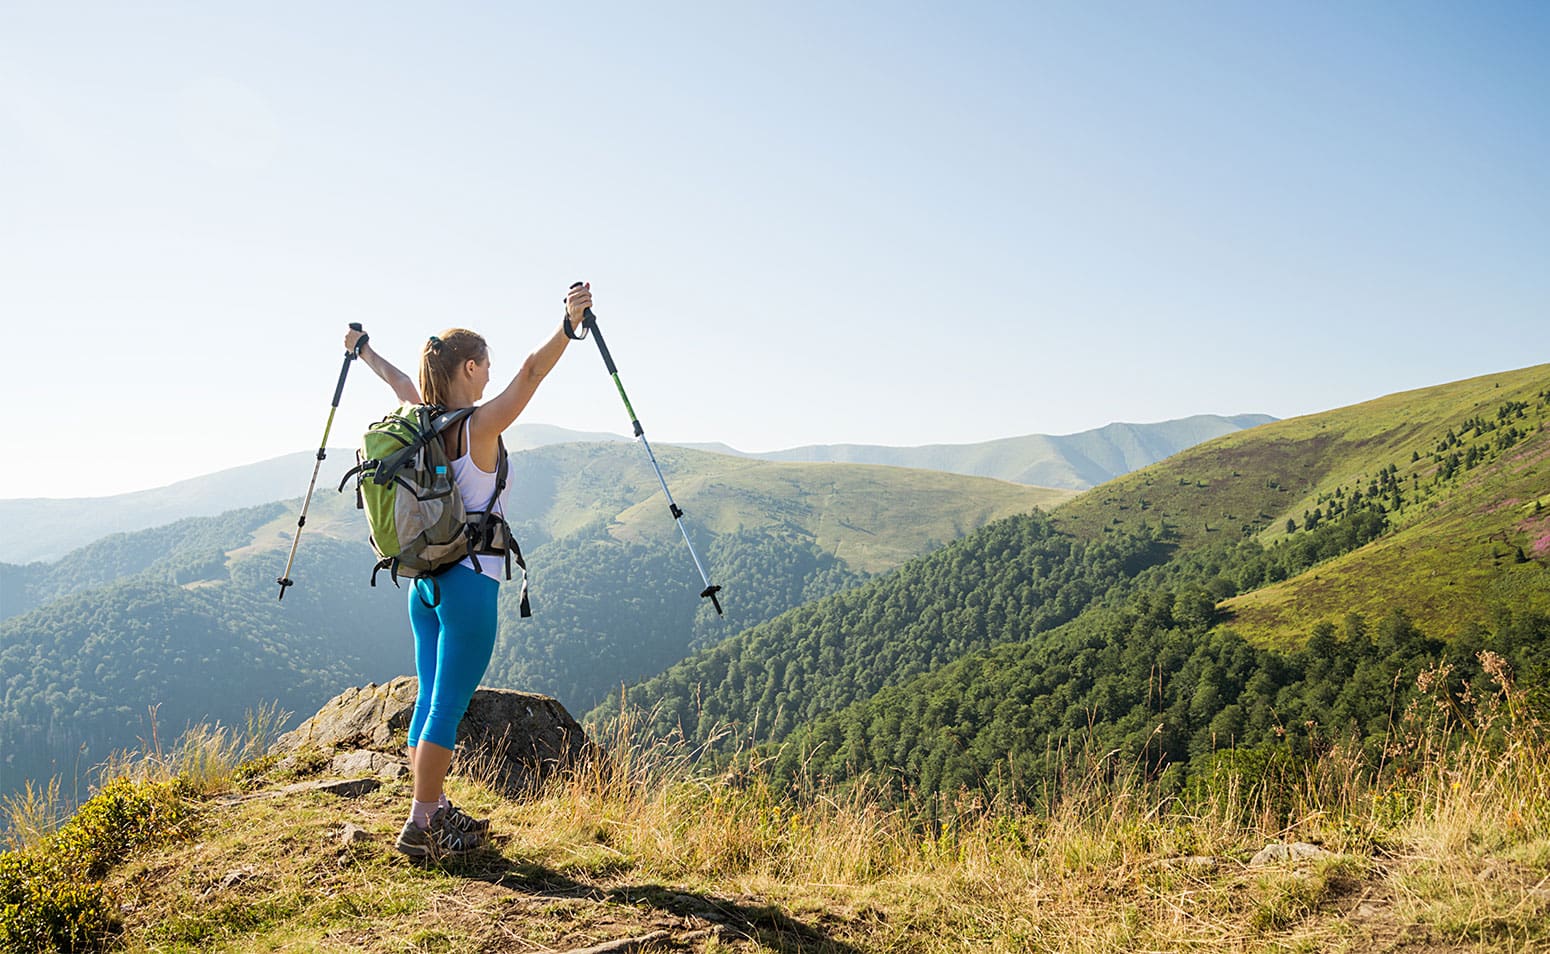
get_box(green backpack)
[339,403,530,615]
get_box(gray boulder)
[273,676,594,798]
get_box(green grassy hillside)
[1052,364,1550,642]
[509,444,1075,574]
[598,365,1550,807]
[0,504,286,621]
[768,363,1550,800]
[237,443,1072,577]
[1223,427,1548,644]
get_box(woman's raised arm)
[470,283,593,440]
[346,326,422,404]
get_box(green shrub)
[232,753,282,790]
[0,776,189,952]
[0,851,113,953]
[51,777,188,879]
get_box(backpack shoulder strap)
[429,406,476,437]
[493,435,508,495]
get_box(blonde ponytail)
[418,328,488,408]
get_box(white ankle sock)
[410,798,438,829]
[438,793,450,809]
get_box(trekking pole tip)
[276,577,294,601]
[701,584,724,617]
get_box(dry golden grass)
[9,664,1547,953]
[0,776,67,853]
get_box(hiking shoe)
[395,807,483,860]
[441,799,491,835]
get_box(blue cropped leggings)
[405,564,499,751]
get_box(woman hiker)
[345,281,595,859]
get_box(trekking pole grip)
[330,326,365,408]
[567,281,617,374]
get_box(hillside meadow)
[1051,364,1550,643]
[4,661,1547,952]
[590,368,1549,813]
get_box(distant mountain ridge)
[681,414,1276,489]
[1,415,1271,564]
[0,423,630,564]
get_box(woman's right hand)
[565,282,593,326]
[345,326,368,354]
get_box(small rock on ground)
[1249,842,1330,866]
[330,749,408,779]
[281,777,381,799]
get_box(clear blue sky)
[3,2,1546,498]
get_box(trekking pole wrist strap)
[563,315,589,341]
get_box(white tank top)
[451,417,510,581]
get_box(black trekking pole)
[277,323,367,601]
[566,283,723,616]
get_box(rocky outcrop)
[272,676,594,798]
